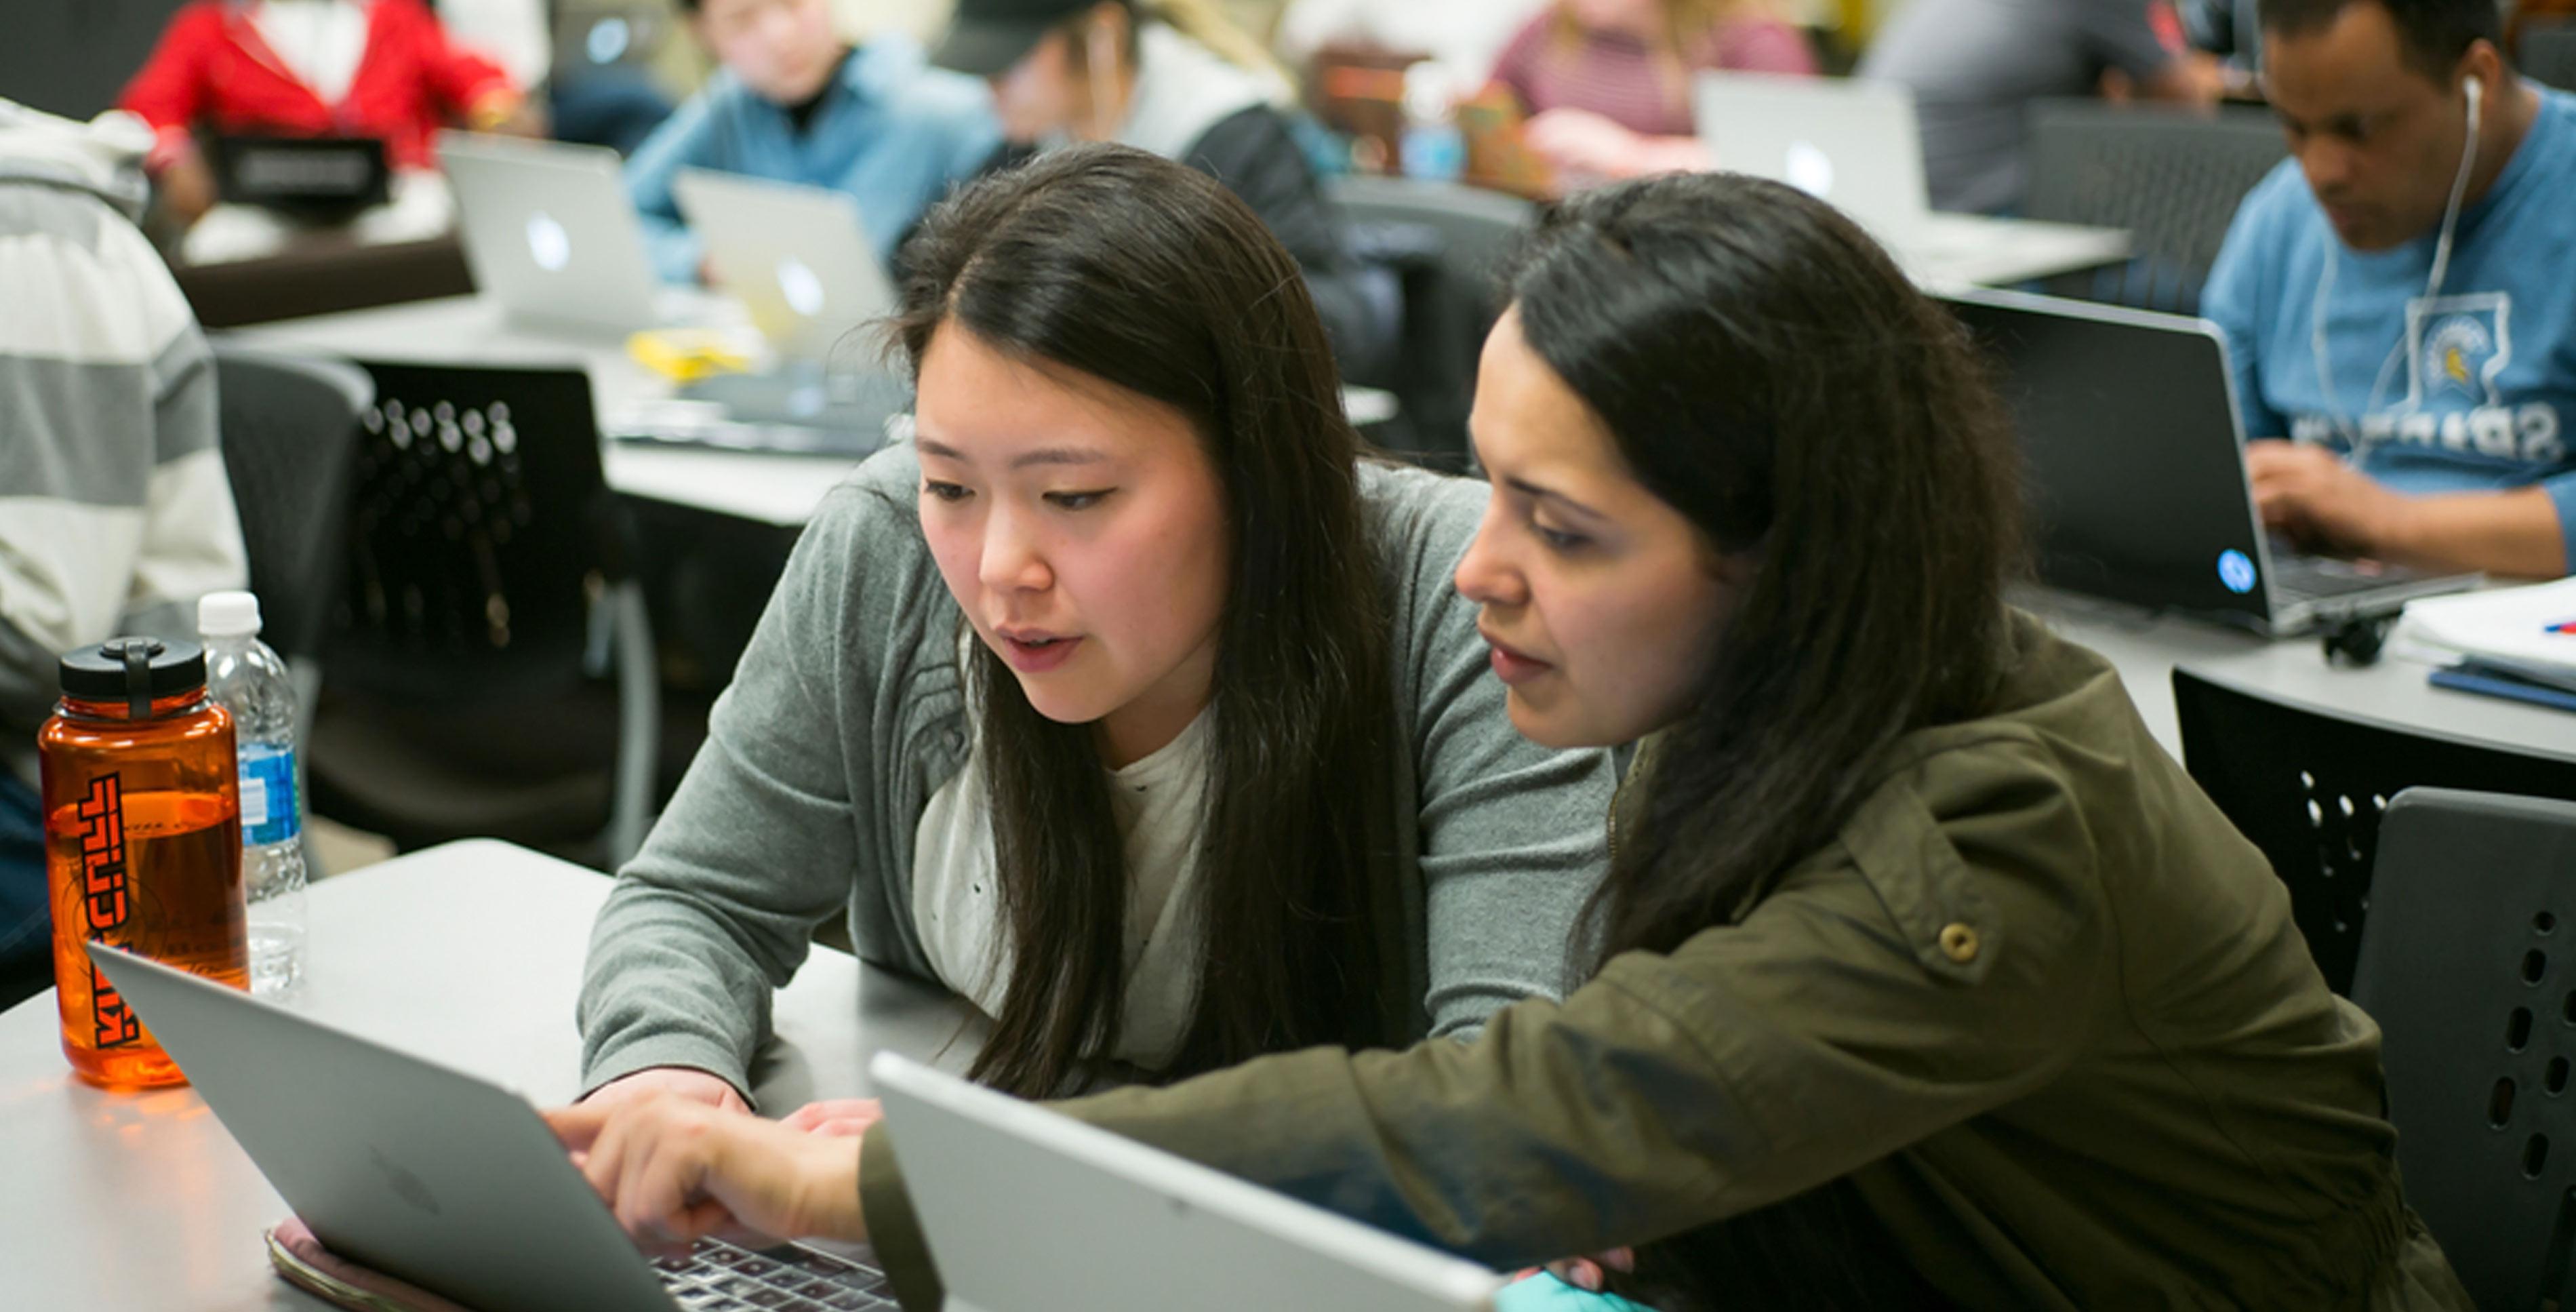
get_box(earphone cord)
[2310,79,2486,458]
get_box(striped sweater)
[0,100,248,784]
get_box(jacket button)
[1939,923,1979,964]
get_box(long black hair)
[1503,170,2020,1310]
[890,144,1399,1097]
[1508,170,2024,963]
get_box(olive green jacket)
[859,617,2470,1309]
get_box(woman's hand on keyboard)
[581,1066,753,1117]
[544,1092,868,1250]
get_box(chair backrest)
[2172,665,2576,993]
[2354,788,2576,1311]
[326,361,622,704]
[2526,22,2576,92]
[212,345,374,664]
[1326,175,1535,471]
[2024,101,2288,315]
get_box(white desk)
[1901,213,2133,290]
[2027,589,2576,767]
[0,839,984,1310]
[222,295,1403,529]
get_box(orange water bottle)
[40,637,248,1088]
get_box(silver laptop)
[85,941,896,1312]
[439,132,670,336]
[872,1051,1506,1312]
[1693,73,2129,286]
[1944,287,2476,634]
[672,170,897,363]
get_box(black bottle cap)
[59,637,208,718]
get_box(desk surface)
[223,296,1401,529]
[2028,590,2576,766]
[1,839,982,1311]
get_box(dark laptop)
[212,134,390,221]
[1944,287,2476,635]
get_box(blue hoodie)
[2203,87,2576,570]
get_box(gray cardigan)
[576,445,1617,1098]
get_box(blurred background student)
[118,0,531,263]
[931,0,1400,382]
[1489,0,1817,189]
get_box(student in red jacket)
[119,0,527,261]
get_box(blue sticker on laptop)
[2217,549,2258,595]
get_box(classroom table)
[0,840,986,1310]
[2026,588,2576,767]
[221,294,1405,530]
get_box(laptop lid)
[870,1052,1504,1312]
[1943,287,2284,629]
[1691,73,1929,239]
[438,131,663,336]
[212,134,390,220]
[82,941,681,1312]
[670,170,896,363]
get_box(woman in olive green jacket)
[550,160,2470,1307]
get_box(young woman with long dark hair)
[571,145,1613,1113]
[555,163,2467,1307]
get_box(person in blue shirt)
[2203,0,2576,578]
[625,0,1003,283]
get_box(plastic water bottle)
[199,592,307,997]
[1398,63,1467,184]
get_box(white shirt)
[912,695,1215,1070]
[251,0,374,107]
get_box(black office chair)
[2524,21,2576,92]
[2172,665,2576,994]
[212,344,373,876]
[2023,101,2288,315]
[211,344,373,671]
[308,361,659,870]
[2354,788,2576,1309]
[1328,175,1537,473]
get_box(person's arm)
[574,468,916,1100]
[2199,165,2298,443]
[1386,476,1620,1037]
[119,3,218,207]
[2245,447,2572,578]
[2085,0,2223,104]
[0,195,244,733]
[622,88,723,284]
[1182,105,1396,380]
[854,743,2108,1307]
[409,0,523,129]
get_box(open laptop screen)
[1944,289,2275,628]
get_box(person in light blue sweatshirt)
[625,0,1002,283]
[2203,0,2576,578]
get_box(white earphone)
[2309,72,2487,452]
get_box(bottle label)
[73,774,143,1049]
[239,747,300,847]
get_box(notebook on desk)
[1944,287,2475,635]
[440,132,687,338]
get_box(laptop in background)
[872,1052,1506,1312]
[1691,74,2126,285]
[670,170,896,364]
[1944,287,2476,635]
[439,132,670,336]
[83,941,895,1312]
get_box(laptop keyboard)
[652,1237,900,1311]
[2271,553,2415,605]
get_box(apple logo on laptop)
[526,212,572,273]
[369,1145,443,1216]
[1784,141,1836,201]
[778,257,826,318]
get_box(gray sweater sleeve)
[1369,466,1616,1039]
[575,474,908,1100]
